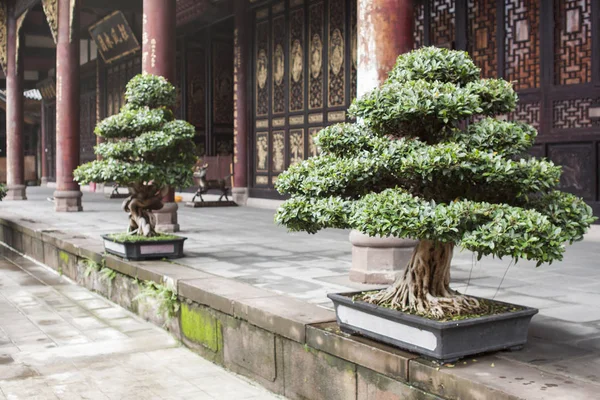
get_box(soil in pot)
[352,290,525,322]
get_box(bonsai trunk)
[362,240,481,319]
[122,184,164,237]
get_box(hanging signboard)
[89,11,140,64]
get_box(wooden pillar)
[40,102,48,185]
[143,0,179,232]
[54,0,82,211]
[351,0,415,284]
[5,0,26,200]
[357,0,414,97]
[232,0,249,205]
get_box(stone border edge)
[0,216,530,400]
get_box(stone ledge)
[306,322,418,382]
[1,215,597,400]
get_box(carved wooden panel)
[272,130,286,172]
[256,19,269,117]
[554,0,592,85]
[289,129,305,165]
[505,0,540,90]
[188,48,206,129]
[215,136,233,156]
[309,1,324,110]
[507,102,541,131]
[80,74,97,164]
[289,7,305,112]
[529,144,545,159]
[350,0,357,101]
[414,1,425,49]
[328,0,345,107]
[548,143,594,201]
[468,0,497,78]
[256,132,269,172]
[308,127,322,158]
[430,0,455,48]
[213,39,234,125]
[105,57,140,117]
[272,14,286,115]
[553,98,594,129]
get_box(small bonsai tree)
[74,74,197,237]
[275,47,595,319]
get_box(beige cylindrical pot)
[349,230,418,284]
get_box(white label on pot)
[104,240,126,255]
[336,305,438,351]
[140,244,175,255]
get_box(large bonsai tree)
[74,74,196,237]
[275,47,595,318]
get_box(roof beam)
[82,0,142,12]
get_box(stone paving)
[2,187,600,393]
[0,246,283,400]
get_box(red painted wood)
[55,0,80,192]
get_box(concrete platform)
[0,187,599,399]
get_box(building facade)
[2,0,600,216]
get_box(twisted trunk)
[362,240,481,319]
[121,184,165,237]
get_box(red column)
[5,0,26,200]
[54,0,82,211]
[232,0,249,205]
[357,0,414,97]
[143,0,179,232]
[40,102,48,185]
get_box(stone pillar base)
[40,177,49,186]
[5,184,27,200]
[231,187,249,206]
[154,202,179,233]
[349,230,418,284]
[54,190,83,212]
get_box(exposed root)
[362,240,482,319]
[121,184,165,237]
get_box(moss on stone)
[59,250,70,264]
[180,303,222,352]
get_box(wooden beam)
[82,0,142,12]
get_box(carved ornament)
[42,0,58,44]
[0,2,7,74]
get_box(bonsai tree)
[74,74,197,237]
[275,47,595,319]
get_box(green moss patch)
[181,303,221,352]
[106,233,180,243]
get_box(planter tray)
[185,201,237,208]
[328,291,538,364]
[102,234,186,261]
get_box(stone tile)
[233,295,336,343]
[282,339,356,400]
[540,305,600,323]
[306,322,416,381]
[179,277,279,315]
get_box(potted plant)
[74,74,197,261]
[275,47,595,363]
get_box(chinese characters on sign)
[89,11,140,63]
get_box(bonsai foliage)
[275,47,595,318]
[75,74,196,237]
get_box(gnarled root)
[362,240,481,319]
[121,184,165,237]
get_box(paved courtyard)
[1,187,600,395]
[0,245,282,400]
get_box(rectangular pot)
[328,291,538,364]
[102,235,187,261]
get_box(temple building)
[1,0,599,220]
